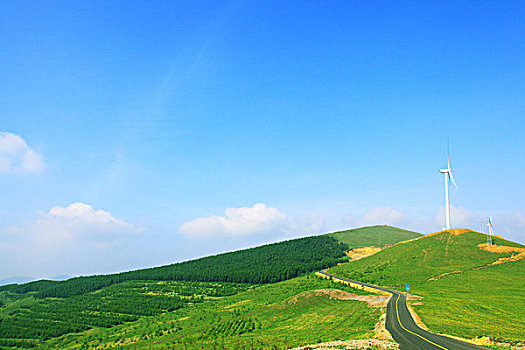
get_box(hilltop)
[328,225,422,249]
[328,229,525,343]
[329,229,524,287]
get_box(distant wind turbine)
[486,216,494,245]
[439,145,458,230]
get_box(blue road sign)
[406,283,410,292]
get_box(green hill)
[4,226,520,348]
[328,225,422,249]
[40,276,382,350]
[0,225,416,348]
[1,235,348,299]
[328,230,525,343]
[1,225,418,300]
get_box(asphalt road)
[317,271,492,350]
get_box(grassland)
[40,275,384,349]
[1,225,420,349]
[328,230,525,343]
[414,258,525,343]
[328,225,422,250]
[3,226,520,348]
[0,280,253,348]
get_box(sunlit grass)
[42,275,382,349]
[328,231,525,342]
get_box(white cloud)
[179,203,285,237]
[36,202,141,240]
[342,206,408,228]
[338,205,524,243]
[0,132,45,173]
[435,206,525,243]
[3,202,142,251]
[495,212,525,243]
[0,202,145,279]
[282,213,326,237]
[433,206,525,243]
[433,205,478,230]
[179,203,325,238]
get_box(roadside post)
[406,283,410,296]
[380,296,383,312]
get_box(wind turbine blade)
[449,171,458,189]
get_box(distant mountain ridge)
[0,276,35,287]
[0,275,71,287]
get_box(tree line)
[2,235,348,298]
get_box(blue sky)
[1,1,524,280]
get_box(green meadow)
[41,275,382,349]
[328,231,525,343]
[1,226,522,349]
[414,258,525,342]
[1,226,414,349]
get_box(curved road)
[317,271,492,350]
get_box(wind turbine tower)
[486,216,494,245]
[440,147,458,230]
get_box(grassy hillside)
[0,235,351,347]
[41,276,383,350]
[416,258,524,343]
[0,225,420,348]
[1,225,418,300]
[328,225,422,249]
[328,230,525,342]
[0,281,253,347]
[4,226,521,347]
[1,235,348,298]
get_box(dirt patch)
[346,246,382,260]
[491,254,525,265]
[436,334,525,350]
[477,243,525,266]
[406,302,428,331]
[374,313,394,341]
[427,270,463,281]
[478,243,525,254]
[426,228,474,238]
[426,243,525,278]
[290,339,399,350]
[316,273,391,296]
[224,299,251,309]
[286,289,390,308]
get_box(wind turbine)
[439,145,458,230]
[486,216,494,245]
